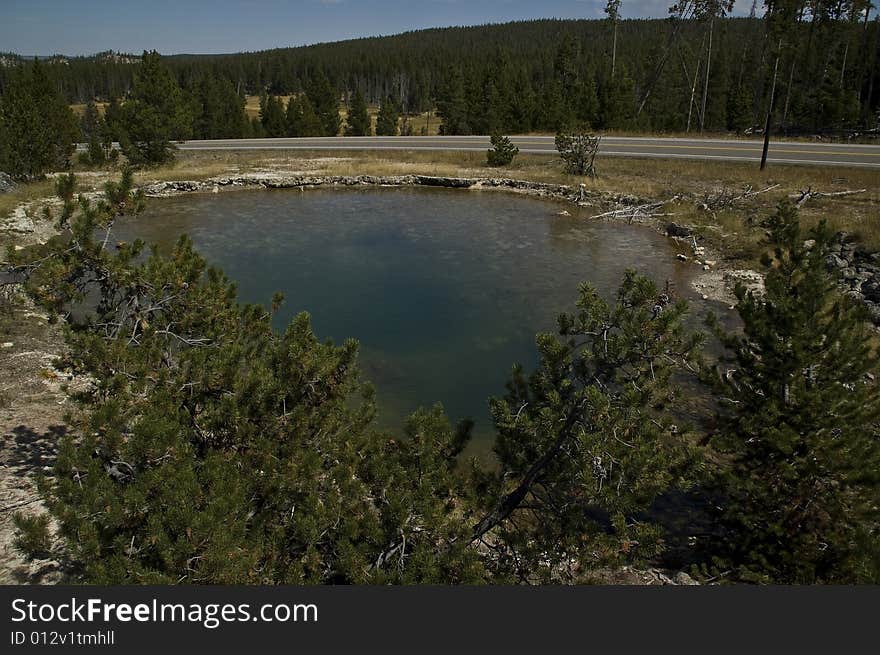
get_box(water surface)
[114,187,694,442]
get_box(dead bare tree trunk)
[471,408,582,544]
[687,56,702,133]
[700,17,714,133]
[637,10,692,116]
[858,5,873,103]
[760,41,782,171]
[782,58,796,129]
[612,19,618,79]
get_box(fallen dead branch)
[592,198,678,223]
[790,187,866,208]
[0,497,42,514]
[698,184,780,215]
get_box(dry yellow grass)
[243,94,295,119]
[0,179,56,223]
[69,102,109,117]
[402,111,441,136]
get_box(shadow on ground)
[7,424,65,475]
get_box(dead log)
[592,197,679,223]
[698,184,780,215]
[790,187,866,208]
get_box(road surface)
[172,135,880,168]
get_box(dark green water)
[113,187,695,442]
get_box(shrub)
[13,513,53,559]
[555,128,600,177]
[486,132,519,167]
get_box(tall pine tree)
[375,95,400,136]
[0,61,78,179]
[708,202,880,583]
[111,51,192,166]
[345,88,372,136]
[259,93,286,137]
[307,71,341,137]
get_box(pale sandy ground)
[0,297,69,584]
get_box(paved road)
[175,135,880,168]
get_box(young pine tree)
[473,272,704,581]
[81,100,108,166]
[709,202,880,583]
[555,128,601,177]
[486,132,518,167]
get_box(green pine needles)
[486,133,519,167]
[110,51,193,167]
[475,273,705,581]
[0,60,79,180]
[707,201,880,583]
[345,89,372,136]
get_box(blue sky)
[2,0,750,56]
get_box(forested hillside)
[2,12,879,138]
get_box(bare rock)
[826,254,848,270]
[725,269,765,295]
[861,279,880,304]
[666,222,693,238]
[415,175,474,188]
[0,172,16,194]
[673,571,699,585]
[864,302,880,325]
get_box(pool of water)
[113,187,697,442]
